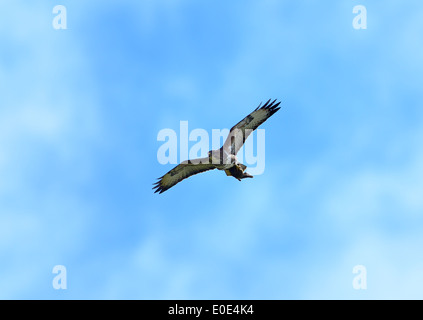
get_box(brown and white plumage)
[222,99,281,155]
[153,99,281,194]
[153,158,216,194]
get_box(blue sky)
[1,0,423,299]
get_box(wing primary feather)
[254,101,262,111]
[262,98,271,109]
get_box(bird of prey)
[153,99,281,193]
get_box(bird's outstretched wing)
[222,99,281,155]
[153,157,216,194]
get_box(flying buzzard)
[153,99,281,193]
